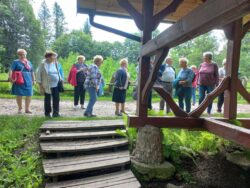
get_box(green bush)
[0,73,11,93]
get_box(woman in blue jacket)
[112,59,130,116]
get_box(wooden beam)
[152,0,184,29]
[242,20,250,38]
[136,0,154,117]
[237,78,250,103]
[89,14,141,42]
[224,19,243,119]
[153,85,189,117]
[141,48,169,105]
[203,118,250,149]
[117,0,143,30]
[189,77,230,118]
[128,115,204,129]
[141,0,250,56]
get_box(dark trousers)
[217,92,224,112]
[199,85,214,114]
[178,87,192,113]
[44,87,60,116]
[74,82,85,106]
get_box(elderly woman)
[173,58,194,113]
[198,52,219,115]
[112,58,130,116]
[37,51,64,118]
[84,55,104,117]
[9,49,35,114]
[68,55,88,109]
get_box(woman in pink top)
[198,52,219,115]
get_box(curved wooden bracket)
[189,77,230,118]
[141,48,169,105]
[117,0,143,30]
[153,84,189,117]
[242,20,250,39]
[237,78,250,103]
[153,0,184,29]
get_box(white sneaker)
[73,105,78,110]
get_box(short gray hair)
[179,57,189,64]
[17,49,27,55]
[203,51,213,60]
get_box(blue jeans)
[178,87,192,113]
[191,87,196,105]
[199,85,214,114]
[85,87,97,115]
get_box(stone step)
[40,138,128,153]
[43,151,130,177]
[39,130,126,141]
[45,170,140,188]
[40,120,125,131]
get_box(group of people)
[9,49,105,118]
[158,52,226,115]
[9,48,226,117]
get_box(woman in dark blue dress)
[9,49,35,114]
[112,59,130,116]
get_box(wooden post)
[136,0,154,118]
[224,19,243,119]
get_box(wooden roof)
[77,0,250,29]
[77,0,204,23]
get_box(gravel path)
[0,98,249,117]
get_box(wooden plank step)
[43,151,130,177]
[41,120,124,131]
[40,139,128,153]
[39,130,126,141]
[46,170,140,188]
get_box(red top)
[68,65,77,86]
[198,62,219,87]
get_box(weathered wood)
[136,0,154,117]
[39,130,126,141]
[40,139,128,153]
[117,0,143,30]
[153,0,184,29]
[46,170,140,188]
[141,0,250,56]
[141,49,169,105]
[242,20,250,38]
[40,120,124,131]
[217,118,250,129]
[43,151,130,176]
[128,115,204,129]
[224,19,243,119]
[189,77,230,118]
[153,84,189,117]
[237,78,250,103]
[203,118,250,149]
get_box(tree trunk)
[132,125,164,164]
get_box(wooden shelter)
[77,0,250,149]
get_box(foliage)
[53,2,66,40]
[0,116,45,187]
[83,18,92,37]
[38,0,52,48]
[0,0,45,70]
[170,32,226,71]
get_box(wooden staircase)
[39,120,140,188]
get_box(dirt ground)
[0,98,249,117]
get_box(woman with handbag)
[112,58,130,116]
[9,49,35,114]
[37,51,64,118]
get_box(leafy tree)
[53,2,66,40]
[240,32,250,77]
[83,18,92,37]
[38,0,52,48]
[52,30,93,59]
[0,0,45,70]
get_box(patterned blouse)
[84,64,102,88]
